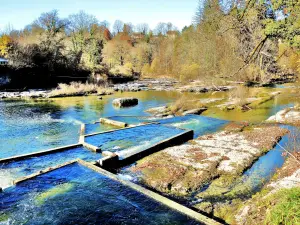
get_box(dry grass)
[169,95,205,115]
[48,82,113,98]
[228,85,249,106]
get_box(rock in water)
[112,97,138,107]
[267,108,300,124]
[182,108,207,116]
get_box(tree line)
[0,0,299,88]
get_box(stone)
[112,78,178,92]
[182,108,207,116]
[112,97,138,107]
[130,124,288,196]
[145,106,169,115]
[267,108,300,124]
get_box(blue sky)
[0,0,199,31]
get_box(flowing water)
[0,146,102,189]
[0,86,299,224]
[0,91,181,158]
[0,163,199,224]
[85,124,185,157]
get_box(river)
[0,86,299,224]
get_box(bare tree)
[154,22,168,35]
[100,20,110,28]
[113,20,124,34]
[167,22,174,31]
[123,23,134,34]
[34,10,68,35]
[136,23,150,34]
[0,23,14,35]
[68,11,98,34]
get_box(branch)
[230,36,268,77]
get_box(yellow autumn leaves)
[0,35,12,57]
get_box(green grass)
[265,188,300,225]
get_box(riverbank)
[0,83,114,100]
[120,119,299,224]
[226,153,300,225]
[0,78,235,100]
[1,76,298,102]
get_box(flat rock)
[130,124,288,196]
[267,108,300,124]
[182,108,207,116]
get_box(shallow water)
[85,124,185,157]
[0,91,181,158]
[0,146,102,189]
[155,115,228,138]
[107,115,229,138]
[202,86,299,122]
[1,87,298,158]
[234,125,299,193]
[0,163,199,225]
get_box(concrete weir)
[99,117,128,128]
[0,144,82,163]
[83,122,158,137]
[98,129,194,169]
[6,159,221,225]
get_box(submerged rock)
[112,97,138,107]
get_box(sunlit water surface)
[0,87,299,223]
[0,163,200,225]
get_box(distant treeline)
[0,0,299,89]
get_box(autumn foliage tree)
[0,35,12,57]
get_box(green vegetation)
[0,0,299,89]
[265,188,300,225]
[0,213,10,222]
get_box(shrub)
[179,63,200,81]
[48,82,113,98]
